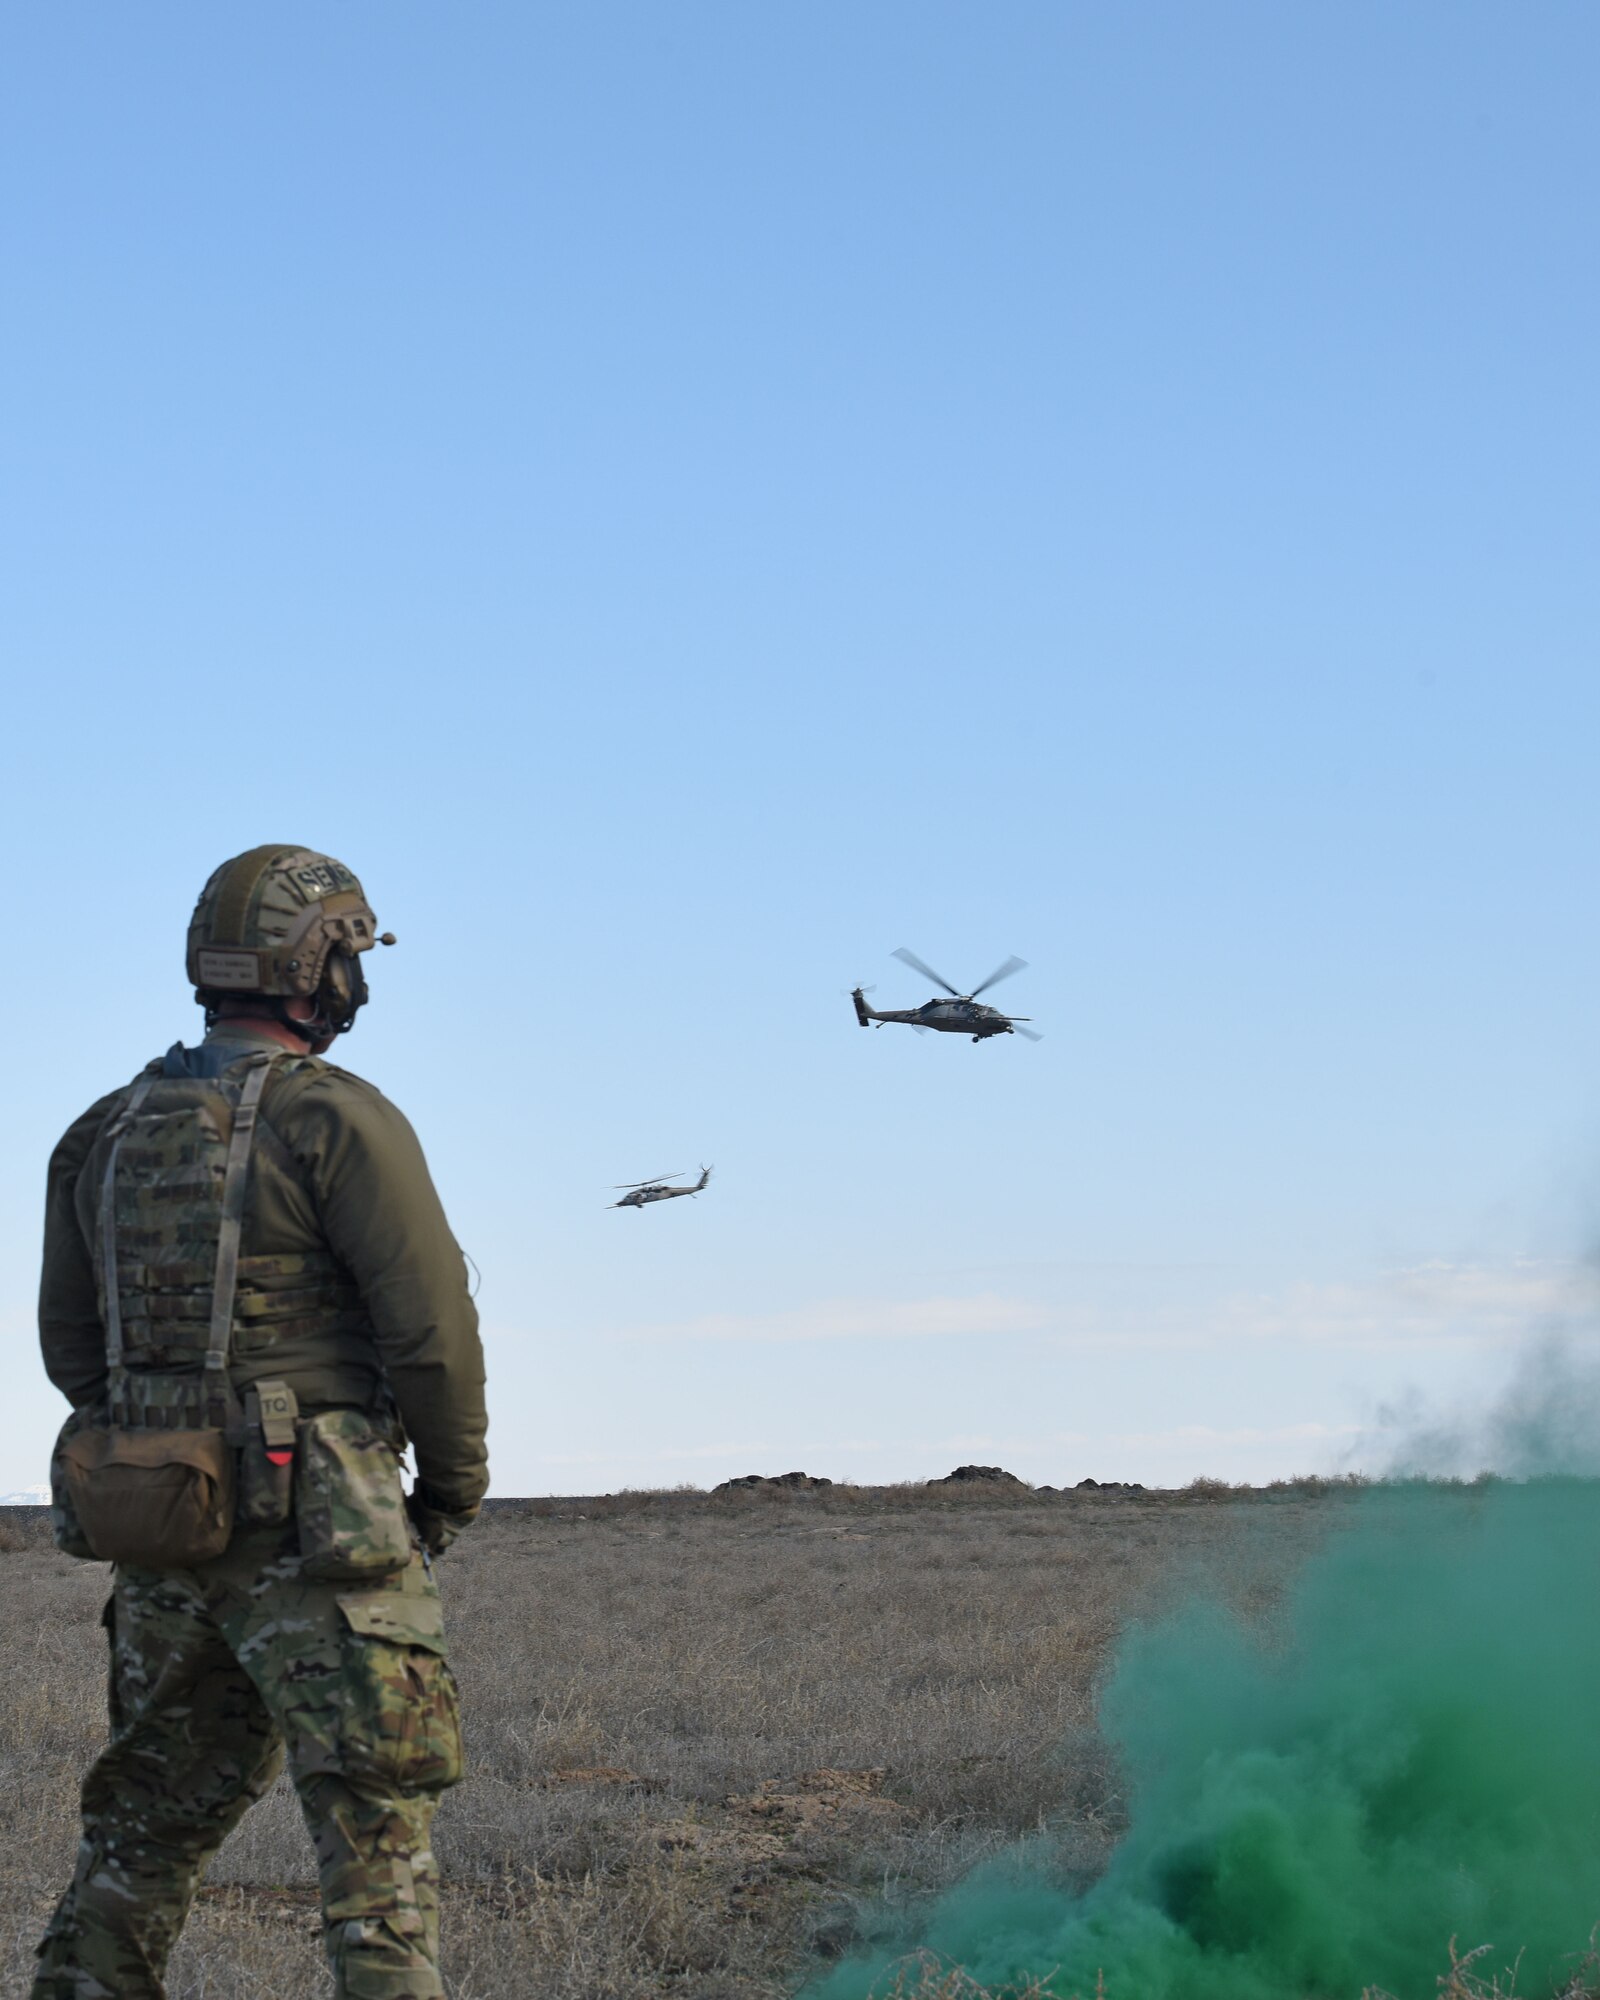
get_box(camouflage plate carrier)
[51,1044,414,1578]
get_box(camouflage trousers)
[32,1528,463,2000]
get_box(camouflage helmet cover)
[187,845,388,1021]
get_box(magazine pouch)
[295,1406,412,1581]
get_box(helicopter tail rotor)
[851,987,875,1028]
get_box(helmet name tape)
[295,862,355,896]
[196,949,265,990]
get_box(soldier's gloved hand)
[406,1484,478,1555]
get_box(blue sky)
[3,2,1597,1494]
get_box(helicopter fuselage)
[852,989,1017,1037]
[611,1167,713,1208]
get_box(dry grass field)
[0,1480,1568,2000]
[0,1482,1333,1999]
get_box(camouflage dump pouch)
[296,1408,412,1581]
[50,1057,272,1567]
[56,1419,235,1566]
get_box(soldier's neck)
[207,1012,314,1055]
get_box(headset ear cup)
[317,949,369,1034]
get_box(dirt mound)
[713,1471,835,1493]
[931,1464,1024,1486]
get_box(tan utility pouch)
[295,1407,412,1582]
[53,1415,235,1567]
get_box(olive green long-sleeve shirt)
[39,1025,489,1516]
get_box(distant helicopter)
[610,1166,713,1209]
[852,948,1042,1043]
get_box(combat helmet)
[187,845,395,1037]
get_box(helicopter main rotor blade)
[613,1172,683,1188]
[892,947,961,997]
[1010,1023,1043,1042]
[971,955,1028,998]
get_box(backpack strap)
[100,1074,159,1416]
[204,1054,273,1434]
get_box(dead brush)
[1361,1930,1600,2000]
[878,1935,1600,2000]
[0,1508,50,1554]
[866,1951,1089,1999]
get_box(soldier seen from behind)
[33,845,489,2000]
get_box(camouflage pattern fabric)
[32,1528,462,2000]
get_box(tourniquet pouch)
[52,1405,235,1566]
[237,1427,293,1527]
[295,1407,412,1581]
[236,1381,298,1527]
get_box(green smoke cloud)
[811,1358,1600,1999]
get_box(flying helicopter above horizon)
[610,1166,714,1209]
[851,948,1042,1043]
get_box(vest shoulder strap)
[101,1054,277,1425]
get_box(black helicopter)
[852,948,1041,1042]
[610,1166,713,1209]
